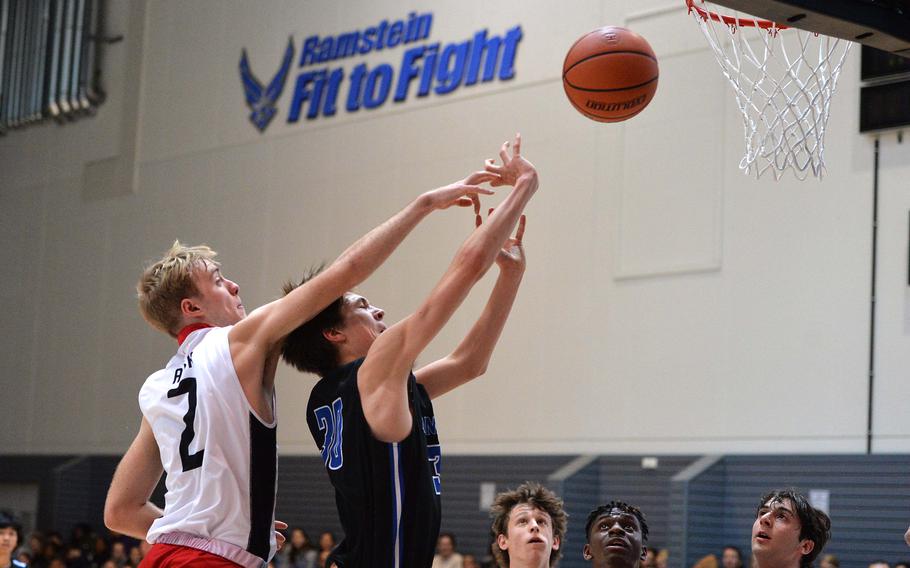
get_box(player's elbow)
[453,354,488,380]
[103,488,135,534]
[463,363,488,381]
[103,499,124,533]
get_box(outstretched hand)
[422,171,498,211]
[484,133,537,188]
[475,207,526,275]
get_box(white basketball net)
[687,1,853,180]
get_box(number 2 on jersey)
[167,378,205,472]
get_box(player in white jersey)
[103,173,498,567]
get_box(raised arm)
[228,178,495,390]
[359,134,538,441]
[415,215,527,399]
[104,418,164,540]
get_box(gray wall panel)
[600,456,700,551]
[721,455,910,568]
[439,455,573,561]
[276,454,573,562]
[552,457,600,568]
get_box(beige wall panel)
[0,0,891,455]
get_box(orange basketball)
[563,26,659,122]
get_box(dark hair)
[756,490,830,568]
[585,501,649,544]
[438,532,457,548]
[723,546,743,565]
[280,266,347,377]
[289,527,317,560]
[0,510,22,547]
[490,482,567,568]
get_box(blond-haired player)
[103,172,496,567]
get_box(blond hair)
[137,241,218,337]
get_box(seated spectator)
[109,541,127,567]
[92,535,110,566]
[819,554,840,568]
[894,562,909,568]
[656,549,669,568]
[643,549,658,568]
[692,555,718,568]
[275,527,318,568]
[317,532,336,559]
[127,544,142,567]
[433,532,464,568]
[64,544,90,568]
[722,546,744,568]
[0,511,27,568]
[25,532,43,562]
[464,554,481,568]
[869,562,889,568]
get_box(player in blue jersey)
[103,171,495,567]
[282,134,537,568]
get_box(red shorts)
[139,543,243,568]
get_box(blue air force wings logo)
[239,39,294,132]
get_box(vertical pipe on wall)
[867,137,880,454]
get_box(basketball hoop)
[685,0,853,180]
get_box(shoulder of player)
[307,361,364,410]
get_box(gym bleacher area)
[3,453,909,568]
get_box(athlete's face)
[0,526,18,556]
[189,261,246,327]
[583,508,646,568]
[336,293,386,356]
[498,504,560,568]
[752,498,813,568]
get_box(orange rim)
[685,0,789,31]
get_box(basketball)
[562,26,659,122]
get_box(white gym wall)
[1,0,908,456]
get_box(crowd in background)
[5,523,345,568]
[6,521,910,568]
[688,545,910,568]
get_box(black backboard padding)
[705,0,910,57]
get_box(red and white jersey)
[139,326,277,568]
